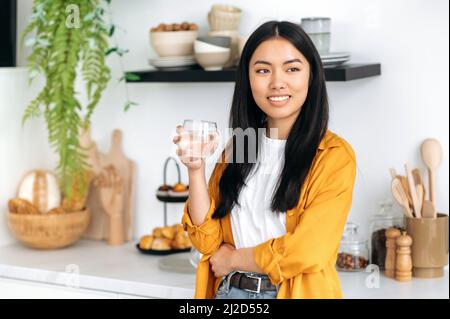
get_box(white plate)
[322,57,350,65]
[149,58,197,68]
[320,52,351,60]
[152,55,195,61]
[322,57,350,62]
[323,60,349,68]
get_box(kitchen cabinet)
[0,277,154,299]
[0,240,447,299]
[0,277,118,299]
[0,240,195,299]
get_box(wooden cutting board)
[81,127,136,242]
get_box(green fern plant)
[22,0,137,202]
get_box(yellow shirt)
[182,130,357,299]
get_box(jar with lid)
[337,222,369,272]
[369,199,404,270]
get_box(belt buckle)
[244,274,262,294]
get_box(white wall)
[1,0,448,245]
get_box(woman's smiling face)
[249,37,311,123]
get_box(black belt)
[229,272,277,293]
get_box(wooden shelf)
[127,63,381,83]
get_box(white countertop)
[0,240,448,299]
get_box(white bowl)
[150,30,198,57]
[195,51,230,71]
[194,40,229,54]
[209,30,240,67]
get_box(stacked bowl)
[206,4,242,68]
[194,36,231,71]
[207,4,242,32]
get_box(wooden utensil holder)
[405,213,449,278]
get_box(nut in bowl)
[150,22,199,57]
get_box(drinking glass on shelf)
[182,119,219,159]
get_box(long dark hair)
[212,20,329,219]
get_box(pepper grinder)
[395,231,413,282]
[385,228,401,278]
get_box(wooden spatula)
[391,177,414,218]
[422,200,437,218]
[415,184,424,217]
[405,164,421,218]
[412,168,426,200]
[421,139,443,206]
[398,175,413,211]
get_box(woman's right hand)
[173,125,204,171]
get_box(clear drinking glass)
[182,119,219,159]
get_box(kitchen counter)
[0,240,448,299]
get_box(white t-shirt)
[230,130,287,249]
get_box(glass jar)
[189,247,201,268]
[337,222,369,272]
[369,199,404,270]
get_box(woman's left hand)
[210,243,236,277]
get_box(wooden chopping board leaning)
[80,127,136,245]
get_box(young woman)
[173,21,356,299]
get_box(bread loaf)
[17,170,61,214]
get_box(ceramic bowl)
[150,30,198,57]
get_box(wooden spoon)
[412,168,426,199]
[421,138,443,206]
[422,199,437,218]
[391,177,414,218]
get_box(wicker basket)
[6,209,90,249]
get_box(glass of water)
[182,119,219,159]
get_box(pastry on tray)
[167,183,189,197]
[138,224,192,251]
[151,237,172,251]
[139,235,154,250]
[156,184,172,197]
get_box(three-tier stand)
[156,156,188,226]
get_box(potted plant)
[21,0,137,206]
